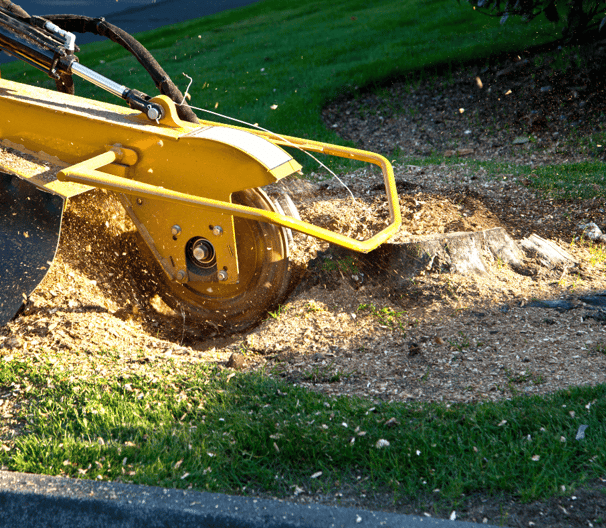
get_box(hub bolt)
[217,270,228,281]
[212,226,223,237]
[171,225,182,237]
[193,245,209,261]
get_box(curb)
[0,470,498,528]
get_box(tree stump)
[519,233,578,270]
[309,227,576,291]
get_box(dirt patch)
[323,39,606,164]
[2,169,604,403]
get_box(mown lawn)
[2,0,605,513]
[2,352,606,503]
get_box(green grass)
[527,162,606,200]
[0,0,558,159]
[357,303,407,330]
[586,242,606,267]
[2,352,606,504]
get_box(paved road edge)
[0,470,497,527]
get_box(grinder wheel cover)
[137,187,291,332]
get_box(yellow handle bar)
[58,139,402,254]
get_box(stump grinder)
[0,0,401,331]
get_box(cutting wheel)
[140,187,291,332]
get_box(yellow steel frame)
[0,76,401,287]
[57,140,401,254]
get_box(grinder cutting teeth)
[0,1,401,332]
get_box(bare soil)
[323,38,606,165]
[2,41,606,527]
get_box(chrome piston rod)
[70,62,128,98]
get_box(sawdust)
[0,162,605,409]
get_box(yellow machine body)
[0,76,401,288]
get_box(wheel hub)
[187,237,216,270]
[136,188,294,332]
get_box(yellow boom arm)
[0,77,401,286]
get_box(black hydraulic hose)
[0,2,198,123]
[0,8,78,85]
[43,14,199,124]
